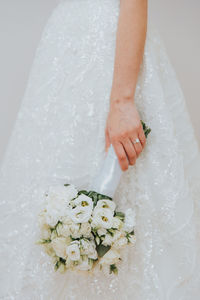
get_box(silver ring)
[133,138,140,144]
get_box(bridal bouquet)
[37,185,136,275]
[37,121,151,275]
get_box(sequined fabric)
[0,0,200,299]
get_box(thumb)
[105,128,111,153]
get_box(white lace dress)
[0,0,200,299]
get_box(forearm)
[110,0,147,103]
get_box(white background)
[0,0,199,162]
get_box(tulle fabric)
[0,0,200,299]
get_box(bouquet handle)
[89,145,122,198]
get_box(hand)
[105,99,146,171]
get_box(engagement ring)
[133,138,140,144]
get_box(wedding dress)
[0,0,200,299]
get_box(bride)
[0,0,200,299]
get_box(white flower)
[47,185,78,205]
[45,185,77,227]
[61,215,73,225]
[62,184,78,200]
[65,256,74,269]
[92,208,114,229]
[102,230,122,246]
[95,236,101,245]
[112,217,122,229]
[44,185,78,227]
[80,239,97,259]
[112,230,122,242]
[72,194,93,210]
[51,229,58,240]
[96,199,116,212]
[80,222,91,237]
[76,257,93,271]
[88,250,98,260]
[51,237,67,259]
[56,223,71,237]
[66,241,80,261]
[123,208,136,233]
[97,228,107,236]
[113,236,128,249]
[70,206,92,224]
[102,234,113,246]
[41,228,51,240]
[69,223,81,239]
[45,214,60,227]
[44,244,56,257]
[100,249,120,266]
[129,235,136,244]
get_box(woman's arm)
[105,0,147,171]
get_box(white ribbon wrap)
[90,145,122,198]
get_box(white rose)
[70,206,92,224]
[45,214,59,227]
[44,185,78,226]
[72,194,93,210]
[112,230,122,242]
[97,228,107,236]
[61,215,73,225]
[92,208,114,229]
[112,217,122,229]
[88,249,98,260]
[80,222,91,237]
[102,230,122,246]
[113,236,128,249]
[80,239,97,259]
[51,237,67,259]
[123,208,136,233]
[80,239,91,255]
[69,223,81,238]
[100,249,120,266]
[102,234,114,246]
[66,241,80,261]
[96,199,116,212]
[56,223,71,237]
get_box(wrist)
[110,86,135,106]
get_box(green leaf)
[64,184,70,187]
[141,120,151,138]
[78,190,89,196]
[36,239,51,245]
[107,228,117,236]
[96,244,111,257]
[129,230,135,235]
[114,211,125,221]
[54,260,61,271]
[109,264,118,275]
[60,257,66,264]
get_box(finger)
[112,142,129,171]
[138,129,146,148]
[105,129,111,152]
[122,138,137,165]
[130,137,143,157]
